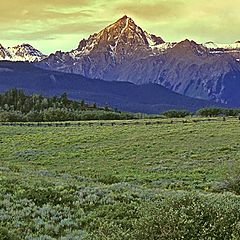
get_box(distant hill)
[0,61,223,114]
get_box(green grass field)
[1,118,240,239]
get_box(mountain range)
[0,15,240,111]
[0,61,221,113]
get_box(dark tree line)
[197,108,240,117]
[0,89,135,122]
[162,108,240,118]
[0,89,100,113]
[1,89,240,122]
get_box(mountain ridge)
[0,61,224,114]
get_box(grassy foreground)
[1,118,240,239]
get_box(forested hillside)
[0,89,135,122]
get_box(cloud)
[0,0,240,53]
[114,0,187,21]
[0,1,96,26]
[1,20,110,41]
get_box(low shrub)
[0,226,19,240]
[88,192,240,240]
[162,110,191,118]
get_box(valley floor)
[1,118,240,239]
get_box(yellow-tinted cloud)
[115,0,187,20]
[0,0,239,54]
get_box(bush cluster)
[162,110,191,118]
[197,108,240,117]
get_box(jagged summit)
[119,15,129,20]
[75,15,165,58]
[105,15,138,30]
[114,15,132,25]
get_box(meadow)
[1,118,240,239]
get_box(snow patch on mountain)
[204,41,240,50]
[151,42,177,52]
[203,41,240,63]
[0,44,46,62]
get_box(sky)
[0,0,239,54]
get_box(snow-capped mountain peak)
[77,16,149,50]
[204,41,240,50]
[0,43,46,62]
[70,15,167,61]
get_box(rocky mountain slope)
[39,16,170,76]
[0,61,222,113]
[0,44,46,62]
[37,16,240,106]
